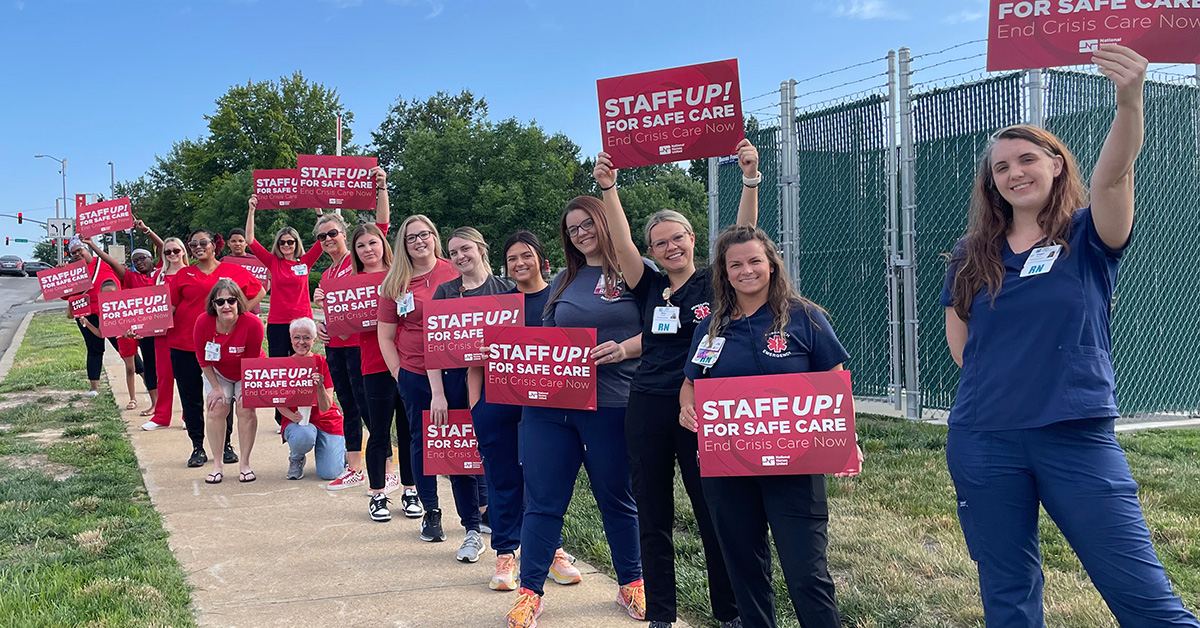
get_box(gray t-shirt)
[544,262,653,407]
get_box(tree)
[388,117,582,267]
[609,168,709,264]
[32,240,58,265]
[372,90,488,171]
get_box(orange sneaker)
[617,579,646,620]
[507,587,543,628]
[549,548,582,585]
[491,553,517,591]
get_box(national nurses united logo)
[763,332,791,358]
[691,302,711,322]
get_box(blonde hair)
[314,213,347,236]
[448,227,492,274]
[381,215,444,300]
[643,209,693,248]
[158,237,190,282]
[271,226,306,260]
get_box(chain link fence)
[711,50,1200,421]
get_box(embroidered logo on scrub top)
[692,302,711,322]
[763,332,792,358]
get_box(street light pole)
[34,154,67,263]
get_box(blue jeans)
[519,405,641,596]
[283,423,347,481]
[948,418,1199,628]
[396,367,486,531]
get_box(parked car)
[0,255,27,277]
[22,260,52,275]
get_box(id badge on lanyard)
[652,307,680,334]
[1020,244,1062,278]
[398,291,415,316]
[291,263,309,276]
[204,341,222,362]
[690,335,725,368]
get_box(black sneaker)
[187,448,208,468]
[420,508,446,542]
[369,493,392,522]
[223,444,238,464]
[401,489,422,518]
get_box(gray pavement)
[0,276,60,360]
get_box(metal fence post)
[778,80,800,286]
[707,156,719,258]
[1027,68,1044,127]
[898,47,921,420]
[886,50,902,411]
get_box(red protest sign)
[425,294,524,369]
[223,255,270,285]
[321,271,385,337]
[240,356,319,409]
[483,327,597,410]
[423,410,484,475]
[98,284,173,338]
[695,370,858,478]
[253,169,304,209]
[76,197,134,238]
[597,59,744,169]
[38,262,92,301]
[68,294,91,317]
[987,0,1200,70]
[297,155,378,211]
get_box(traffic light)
[4,237,8,245]
[16,213,21,224]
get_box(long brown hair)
[382,215,444,300]
[349,224,393,274]
[706,225,824,341]
[949,125,1086,321]
[546,196,623,315]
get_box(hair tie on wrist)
[599,182,616,192]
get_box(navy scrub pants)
[519,405,641,597]
[948,418,1199,628]
[702,474,841,628]
[471,388,523,555]
[396,367,485,531]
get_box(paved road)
[0,276,62,358]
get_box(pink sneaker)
[549,548,582,585]
[383,473,400,495]
[491,553,517,591]
[326,468,365,491]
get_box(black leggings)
[138,337,158,392]
[169,348,232,452]
[325,345,366,452]
[363,371,413,490]
[77,315,144,381]
[266,322,293,425]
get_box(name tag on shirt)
[398,291,415,316]
[1020,244,1062,277]
[204,341,221,362]
[291,263,309,276]
[651,306,680,335]
[690,335,725,368]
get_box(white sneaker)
[382,473,400,495]
[140,421,169,431]
[457,529,484,563]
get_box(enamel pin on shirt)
[1020,244,1062,278]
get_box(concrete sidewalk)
[102,351,667,628]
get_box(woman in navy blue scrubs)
[942,44,1198,628]
[679,225,856,628]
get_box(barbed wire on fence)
[911,39,986,60]
[794,56,888,86]
[742,87,782,107]
[798,84,891,113]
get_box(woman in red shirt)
[193,279,265,484]
[85,238,160,413]
[378,215,462,541]
[348,223,418,521]
[279,317,346,481]
[142,228,190,430]
[170,229,264,469]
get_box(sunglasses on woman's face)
[316,229,341,242]
[213,297,238,307]
[279,239,297,247]
[189,240,211,249]
[164,249,183,256]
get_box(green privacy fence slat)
[796,94,891,398]
[911,73,1026,412]
[1045,70,1200,415]
[716,126,780,242]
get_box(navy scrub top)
[940,207,1126,431]
[684,302,849,381]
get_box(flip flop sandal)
[126,400,138,410]
[239,471,256,483]
[205,472,223,484]
[139,408,154,417]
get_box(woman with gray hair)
[278,317,346,481]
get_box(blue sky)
[0,0,997,260]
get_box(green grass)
[564,416,1200,628]
[0,313,194,628]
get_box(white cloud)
[832,0,906,20]
[942,9,984,24]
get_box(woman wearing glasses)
[377,215,460,538]
[593,139,760,628]
[168,228,264,468]
[506,197,650,628]
[139,224,190,430]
